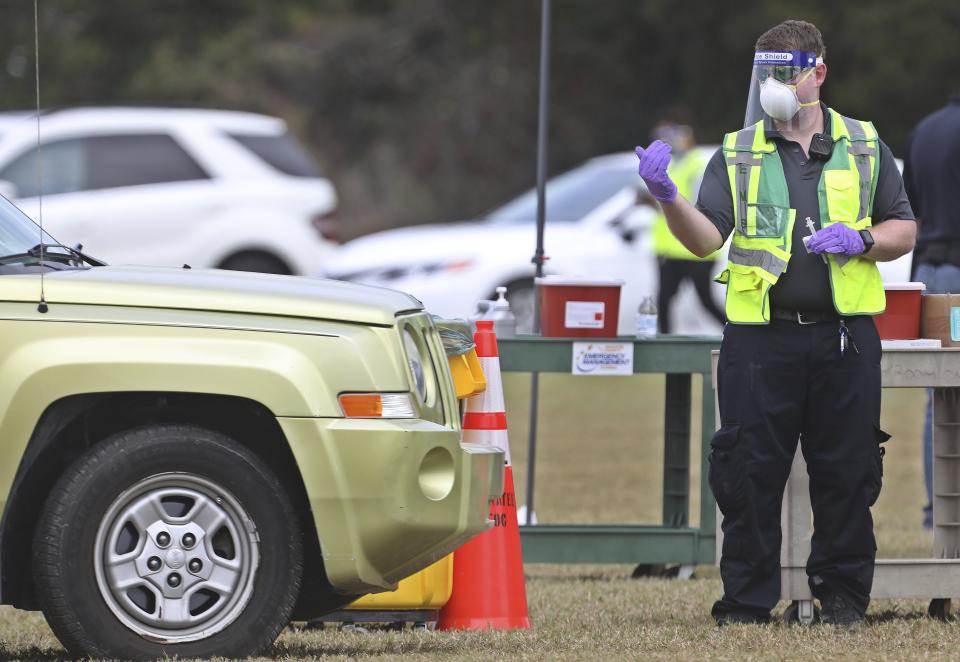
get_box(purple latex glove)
[807,223,865,256]
[635,140,677,203]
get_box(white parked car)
[323,151,912,335]
[0,107,338,275]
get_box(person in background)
[903,95,960,529]
[646,114,726,333]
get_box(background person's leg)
[691,260,726,326]
[924,392,934,529]
[656,258,684,334]
[915,263,937,528]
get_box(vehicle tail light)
[311,208,340,244]
[338,393,416,418]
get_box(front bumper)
[279,417,504,594]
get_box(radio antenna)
[33,0,47,313]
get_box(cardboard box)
[921,293,960,347]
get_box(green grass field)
[1,376,953,660]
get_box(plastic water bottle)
[636,296,658,338]
[489,286,517,338]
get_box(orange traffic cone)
[438,320,531,630]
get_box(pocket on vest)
[724,264,771,322]
[729,264,763,292]
[830,256,886,314]
[744,203,789,238]
[824,169,858,224]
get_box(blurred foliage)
[0,0,957,238]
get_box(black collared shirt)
[904,96,960,249]
[696,104,915,313]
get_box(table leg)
[780,445,812,599]
[700,371,716,558]
[524,371,541,526]
[663,374,691,528]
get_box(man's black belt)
[771,307,840,324]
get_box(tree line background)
[0,0,956,239]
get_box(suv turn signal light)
[338,393,416,418]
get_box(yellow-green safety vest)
[652,149,716,260]
[714,107,886,324]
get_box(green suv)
[0,196,504,659]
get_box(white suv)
[0,107,338,275]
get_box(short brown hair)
[755,20,826,60]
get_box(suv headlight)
[403,329,429,403]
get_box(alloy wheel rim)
[93,472,260,643]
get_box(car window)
[86,134,209,190]
[485,163,637,224]
[227,132,321,177]
[0,134,209,197]
[0,139,85,197]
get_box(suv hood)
[0,266,422,326]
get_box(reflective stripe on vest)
[652,149,713,260]
[715,107,885,324]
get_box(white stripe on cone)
[462,355,512,466]
[464,356,505,414]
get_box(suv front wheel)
[33,424,302,660]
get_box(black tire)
[33,424,303,660]
[219,251,291,275]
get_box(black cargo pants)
[709,315,888,621]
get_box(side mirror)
[0,180,18,200]
[612,207,654,243]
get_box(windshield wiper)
[29,243,107,267]
[0,243,107,268]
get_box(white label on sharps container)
[572,342,633,376]
[565,301,605,328]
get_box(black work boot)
[819,590,864,628]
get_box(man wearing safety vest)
[648,117,726,333]
[635,20,916,627]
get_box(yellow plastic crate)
[447,348,486,400]
[347,554,454,610]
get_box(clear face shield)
[744,50,823,130]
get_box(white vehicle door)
[0,134,213,266]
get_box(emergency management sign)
[572,342,633,376]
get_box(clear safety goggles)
[756,63,820,85]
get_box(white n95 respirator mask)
[759,77,802,122]
[758,66,818,122]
